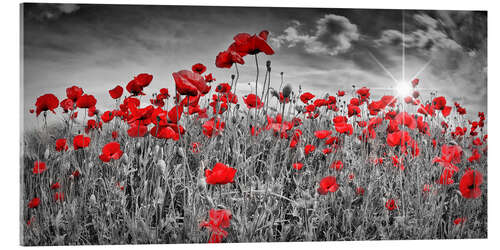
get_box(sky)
[21,3,487,130]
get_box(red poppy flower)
[66,86,83,102]
[204,73,216,83]
[33,161,46,174]
[228,30,275,56]
[330,160,343,170]
[422,184,432,193]
[438,168,456,185]
[150,125,178,140]
[73,134,91,150]
[76,94,97,109]
[412,91,420,99]
[300,92,315,104]
[385,199,397,211]
[432,96,447,110]
[337,90,345,96]
[386,131,410,147]
[127,124,148,137]
[459,169,483,199]
[205,163,236,185]
[192,63,207,74]
[60,98,74,112]
[28,197,40,208]
[215,50,245,68]
[292,162,303,170]
[304,144,315,156]
[172,70,210,96]
[99,142,123,162]
[112,131,118,139]
[348,104,361,117]
[100,111,114,123]
[55,138,68,152]
[29,109,34,113]
[317,176,339,195]
[454,218,466,225]
[411,78,419,87]
[335,122,353,135]
[202,118,225,137]
[356,87,370,101]
[200,209,232,243]
[215,83,231,93]
[314,130,332,139]
[35,93,59,117]
[85,119,102,134]
[333,116,348,124]
[71,170,80,178]
[243,94,264,109]
[53,192,64,202]
[356,187,365,196]
[50,182,60,189]
[109,85,124,99]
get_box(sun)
[395,81,412,97]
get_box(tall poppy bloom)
[28,197,40,208]
[76,94,97,109]
[33,161,46,174]
[192,63,207,74]
[99,142,124,162]
[35,93,59,117]
[73,134,91,150]
[205,163,236,185]
[243,94,264,109]
[317,176,339,195]
[200,209,232,243]
[109,85,124,99]
[459,169,483,199]
[55,138,68,152]
[385,199,397,211]
[228,30,275,56]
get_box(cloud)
[272,14,360,56]
[375,13,461,53]
[23,3,80,21]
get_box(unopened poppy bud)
[158,159,166,176]
[266,60,271,71]
[90,194,97,205]
[282,84,292,99]
[44,148,50,160]
[153,145,160,157]
[136,142,141,149]
[231,74,235,80]
[122,153,129,163]
[177,147,186,159]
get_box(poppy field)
[21,29,487,245]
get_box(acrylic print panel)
[20,3,487,245]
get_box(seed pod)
[282,84,292,99]
[177,147,186,159]
[89,194,97,206]
[44,148,50,160]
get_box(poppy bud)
[177,147,186,159]
[89,194,97,206]
[266,60,271,71]
[136,142,141,149]
[122,153,129,164]
[158,159,166,176]
[153,145,160,157]
[282,84,292,99]
[44,148,50,160]
[231,74,235,80]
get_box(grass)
[20,85,487,245]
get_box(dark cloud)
[271,14,360,56]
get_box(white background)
[1,0,497,248]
